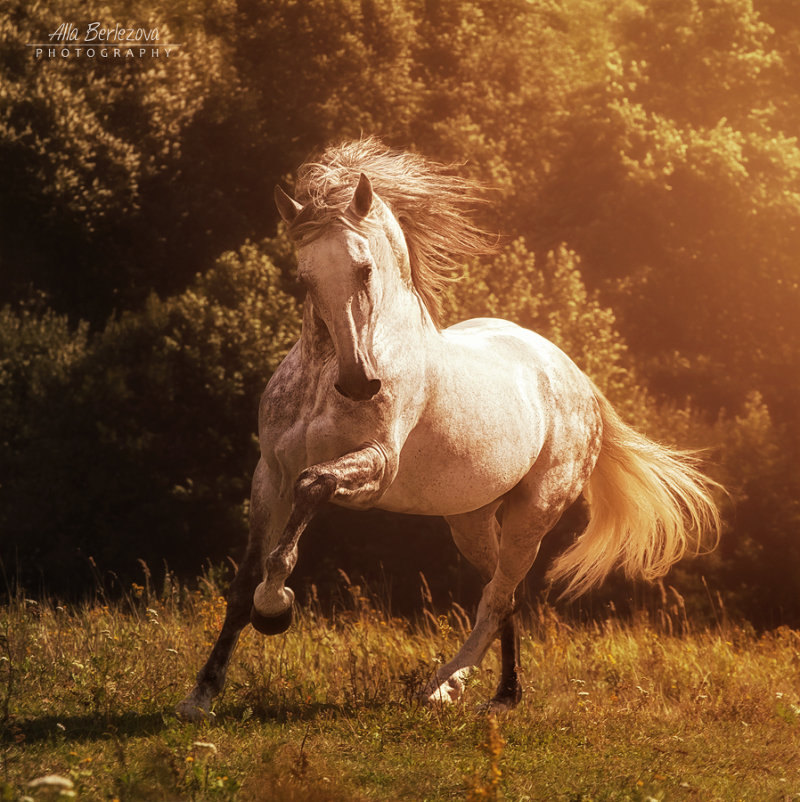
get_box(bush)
[0,242,299,596]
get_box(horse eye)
[357,265,372,282]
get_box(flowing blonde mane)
[286,138,496,326]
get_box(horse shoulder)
[259,342,307,429]
[256,342,315,491]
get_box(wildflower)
[27,775,74,791]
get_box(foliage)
[234,0,422,146]
[0,0,797,622]
[0,242,299,594]
[534,0,800,420]
[0,300,88,449]
[0,0,242,319]
[2,576,800,800]
[711,392,800,624]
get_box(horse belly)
[375,319,593,516]
[377,394,544,516]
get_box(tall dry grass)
[2,567,799,800]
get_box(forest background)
[1,0,798,628]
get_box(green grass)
[2,573,799,801]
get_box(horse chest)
[268,394,390,492]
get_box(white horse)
[177,139,720,719]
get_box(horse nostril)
[365,379,382,398]
[334,382,350,399]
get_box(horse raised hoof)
[250,603,293,635]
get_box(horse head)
[275,174,413,402]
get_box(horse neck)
[371,237,438,344]
[383,269,438,343]
[300,301,333,364]
[369,202,439,335]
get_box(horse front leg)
[250,445,393,634]
[177,459,289,721]
[175,550,264,721]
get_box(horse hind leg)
[427,502,520,709]
[443,503,523,709]
[455,506,525,711]
[487,616,523,711]
[429,491,561,709]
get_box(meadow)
[2,571,799,801]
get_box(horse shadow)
[2,710,169,746]
[2,700,394,746]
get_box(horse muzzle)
[334,368,382,401]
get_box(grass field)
[2,571,799,801]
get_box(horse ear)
[274,185,303,224]
[349,173,373,219]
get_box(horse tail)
[547,388,722,598]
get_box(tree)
[710,392,800,625]
[0,0,247,321]
[532,0,800,424]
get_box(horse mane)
[287,137,496,327]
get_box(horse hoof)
[175,688,215,722]
[424,671,468,705]
[250,603,293,635]
[476,696,519,715]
